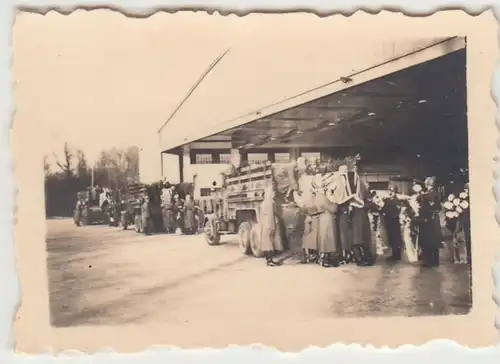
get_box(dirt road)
[46,218,472,327]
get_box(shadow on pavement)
[46,220,249,326]
[329,246,472,318]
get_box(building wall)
[184,144,433,182]
[161,153,180,183]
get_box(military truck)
[123,183,161,233]
[75,190,107,225]
[203,161,304,258]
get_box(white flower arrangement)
[372,194,386,209]
[408,195,421,217]
[412,184,423,194]
[392,193,419,227]
[444,188,469,221]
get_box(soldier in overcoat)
[418,176,442,267]
[380,185,403,261]
[141,195,153,236]
[161,186,176,234]
[259,184,285,267]
[74,199,83,227]
[182,194,197,235]
[301,173,339,267]
[333,163,374,266]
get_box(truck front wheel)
[204,217,221,246]
[250,223,265,258]
[238,222,252,255]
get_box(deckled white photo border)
[2,0,500,362]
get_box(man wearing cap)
[380,185,403,261]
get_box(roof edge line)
[157,48,231,135]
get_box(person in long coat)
[380,185,403,261]
[297,173,338,267]
[141,195,153,236]
[305,173,339,267]
[350,170,374,266]
[183,194,197,235]
[173,194,183,233]
[332,164,374,266]
[259,184,285,267]
[161,187,175,234]
[109,199,121,227]
[74,199,83,227]
[418,176,442,267]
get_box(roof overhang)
[159,36,466,153]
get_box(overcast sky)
[12,10,458,171]
[13,10,241,165]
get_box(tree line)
[44,142,140,217]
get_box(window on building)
[301,152,321,164]
[219,153,232,164]
[195,153,213,164]
[200,188,214,197]
[274,153,290,163]
[247,153,269,164]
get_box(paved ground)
[46,218,472,327]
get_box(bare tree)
[53,142,74,179]
[93,146,140,189]
[43,155,51,177]
[76,149,89,176]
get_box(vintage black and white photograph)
[12,10,499,351]
[44,35,472,323]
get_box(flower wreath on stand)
[443,190,469,222]
[396,182,423,263]
[443,187,470,263]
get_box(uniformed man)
[419,176,442,267]
[259,185,285,267]
[299,172,339,267]
[380,185,403,261]
[141,195,153,236]
[74,199,83,227]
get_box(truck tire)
[204,217,221,246]
[249,223,264,258]
[238,222,252,255]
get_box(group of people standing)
[74,182,200,236]
[375,177,446,269]
[134,184,200,236]
[261,157,376,268]
[259,156,461,269]
[157,184,199,235]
